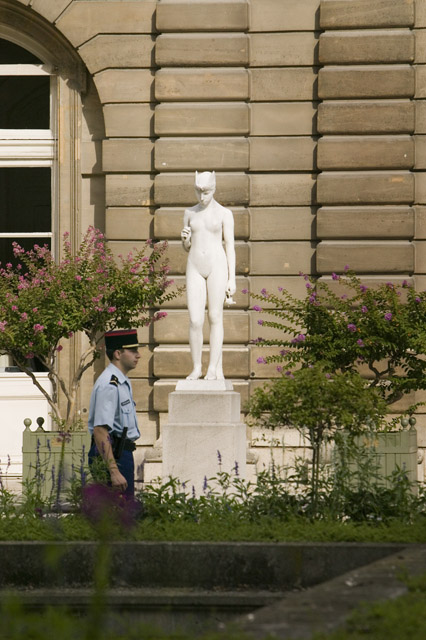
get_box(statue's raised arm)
[181,171,236,380]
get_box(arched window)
[0,38,54,266]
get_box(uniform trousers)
[88,443,135,498]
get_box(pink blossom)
[278,286,283,292]
[20,313,28,322]
[344,265,350,272]
[155,311,168,320]
[25,353,34,359]
[11,305,18,312]
[75,275,82,281]
[347,323,357,332]
[384,312,392,321]
[6,263,12,269]
[33,324,44,333]
[361,306,368,313]
[142,257,149,262]
[357,338,365,347]
[107,306,116,313]
[253,305,262,312]
[331,273,339,281]
[0,321,7,332]
[56,345,63,352]
[32,308,38,313]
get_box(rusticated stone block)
[106,208,154,240]
[155,69,249,102]
[316,241,414,273]
[165,241,249,275]
[416,67,426,98]
[250,207,316,241]
[154,207,249,239]
[79,35,154,74]
[105,174,154,207]
[416,101,426,133]
[156,0,248,32]
[153,310,249,343]
[319,30,414,64]
[320,0,414,29]
[153,346,249,378]
[155,137,249,171]
[317,206,414,239]
[250,346,284,379]
[250,242,315,276]
[131,379,155,409]
[414,206,426,239]
[250,174,316,206]
[414,135,426,169]
[251,68,317,101]
[81,141,102,175]
[249,276,308,308]
[155,34,248,67]
[317,171,414,205]
[250,0,319,32]
[56,2,156,47]
[104,104,154,138]
[318,65,414,99]
[159,276,249,309]
[415,240,426,273]
[249,137,316,172]
[31,0,70,23]
[417,2,426,27]
[103,139,154,173]
[415,172,426,204]
[318,100,415,134]
[154,172,249,206]
[317,135,414,170]
[250,32,318,66]
[95,70,154,104]
[153,380,249,413]
[155,103,249,136]
[250,102,318,136]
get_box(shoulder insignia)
[109,375,119,387]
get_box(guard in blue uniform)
[88,329,142,498]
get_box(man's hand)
[110,467,128,492]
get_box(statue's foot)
[204,368,222,380]
[186,367,202,380]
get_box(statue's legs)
[205,261,227,380]
[186,264,206,379]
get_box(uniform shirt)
[88,363,140,442]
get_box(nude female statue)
[181,171,236,380]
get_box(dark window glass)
[0,76,50,129]
[0,168,51,234]
[0,237,51,269]
[0,39,42,64]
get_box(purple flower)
[325,373,332,379]
[291,334,306,344]
[260,288,268,297]
[278,286,283,292]
[257,357,267,364]
[331,273,339,281]
[276,366,283,373]
[415,297,421,303]
[357,338,365,347]
[360,285,368,293]
[285,371,295,379]
[252,305,262,312]
[258,319,264,325]
[241,288,248,294]
[386,282,394,289]
[384,312,392,321]
[305,282,312,289]
[361,306,368,313]
[347,323,357,332]
[344,265,350,272]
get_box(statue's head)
[195,171,216,191]
[194,171,216,207]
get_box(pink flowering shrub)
[249,271,426,409]
[0,227,177,429]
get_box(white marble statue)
[181,171,236,380]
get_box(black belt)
[91,434,136,452]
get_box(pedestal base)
[162,385,247,496]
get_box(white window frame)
[0,62,56,248]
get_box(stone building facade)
[0,0,425,483]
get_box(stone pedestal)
[162,380,247,495]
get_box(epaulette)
[109,375,119,387]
